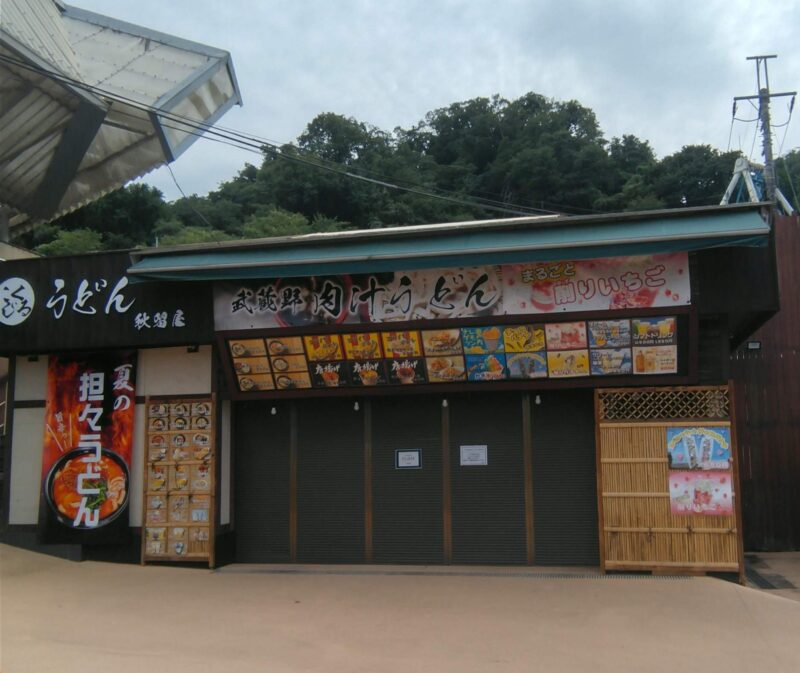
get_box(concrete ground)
[745,551,800,602]
[3,545,800,673]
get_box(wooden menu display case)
[141,395,215,567]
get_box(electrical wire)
[0,52,568,216]
[165,163,212,227]
[781,161,800,212]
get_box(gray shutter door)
[371,396,444,564]
[234,401,291,562]
[296,398,365,563]
[531,390,599,566]
[449,393,527,564]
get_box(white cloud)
[74,0,799,200]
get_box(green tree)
[647,145,741,207]
[53,184,164,248]
[157,226,233,246]
[35,229,104,256]
[776,149,800,211]
[242,209,311,238]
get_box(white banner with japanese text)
[214,253,690,330]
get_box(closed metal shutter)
[532,390,599,566]
[449,393,527,564]
[371,396,443,564]
[296,398,364,563]
[234,401,291,562]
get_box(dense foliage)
[17,92,796,256]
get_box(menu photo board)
[349,359,390,386]
[142,396,215,566]
[225,315,682,394]
[426,355,466,383]
[386,357,427,385]
[547,350,590,378]
[309,360,351,388]
[503,324,547,380]
[466,354,507,381]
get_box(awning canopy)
[128,204,771,282]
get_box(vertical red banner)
[39,351,136,543]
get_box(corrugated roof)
[128,204,771,281]
[0,0,241,231]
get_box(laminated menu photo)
[465,354,506,381]
[506,352,548,379]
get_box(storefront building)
[0,203,778,576]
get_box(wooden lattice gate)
[595,385,744,581]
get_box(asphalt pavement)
[2,544,800,673]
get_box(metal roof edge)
[168,92,243,159]
[129,203,770,262]
[0,30,107,109]
[61,4,231,60]
[152,57,242,159]
[128,225,771,277]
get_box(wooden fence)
[595,385,744,581]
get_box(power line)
[0,52,566,217]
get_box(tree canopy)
[17,91,791,257]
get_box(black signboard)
[0,252,213,353]
[309,360,351,388]
[385,357,427,385]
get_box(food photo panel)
[465,353,507,381]
[309,361,351,388]
[588,319,631,349]
[425,355,467,383]
[545,322,588,350]
[421,329,463,356]
[386,358,427,385]
[503,325,546,353]
[461,326,504,354]
[506,352,548,379]
[348,360,389,386]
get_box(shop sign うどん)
[0,252,213,352]
[214,253,690,330]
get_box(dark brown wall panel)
[295,398,364,563]
[371,396,443,564]
[448,393,526,564]
[234,401,291,562]
[731,215,800,551]
[532,389,599,565]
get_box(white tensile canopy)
[0,0,242,233]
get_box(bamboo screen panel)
[597,386,741,574]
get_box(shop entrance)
[232,389,598,566]
[531,389,599,565]
[448,393,527,564]
[371,396,443,563]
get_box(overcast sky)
[75,0,799,202]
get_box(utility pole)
[733,55,796,202]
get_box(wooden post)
[521,393,535,565]
[594,390,607,574]
[728,380,747,585]
[442,398,452,565]
[289,403,298,563]
[364,399,373,563]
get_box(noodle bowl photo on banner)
[38,351,137,544]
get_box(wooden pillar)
[364,399,373,563]
[522,393,535,565]
[289,403,298,562]
[442,399,452,564]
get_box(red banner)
[39,352,136,542]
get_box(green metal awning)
[128,205,770,281]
